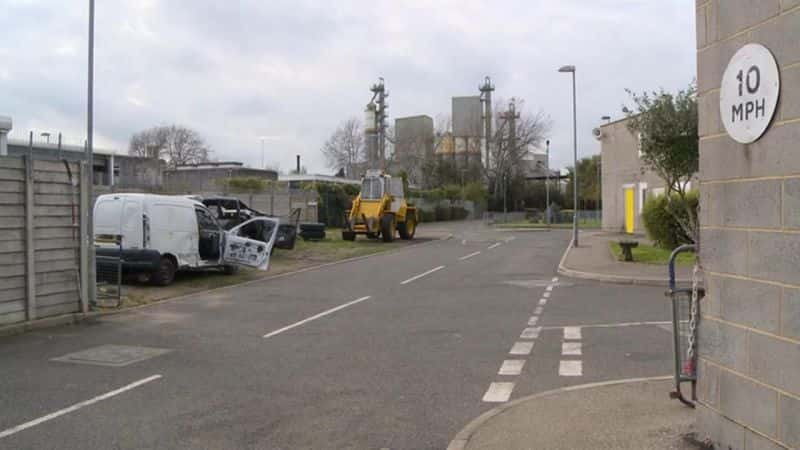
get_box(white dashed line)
[264,296,372,338]
[559,360,583,377]
[458,251,481,261]
[527,316,539,326]
[539,298,547,306]
[520,327,540,339]
[552,277,559,282]
[487,242,502,250]
[498,360,526,375]
[534,306,543,315]
[0,375,163,440]
[482,382,515,402]
[504,236,516,243]
[545,285,554,292]
[509,341,534,355]
[461,239,467,245]
[542,321,671,330]
[564,326,582,340]
[562,342,583,356]
[400,265,445,285]
[543,292,551,298]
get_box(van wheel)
[151,257,176,286]
[222,265,239,275]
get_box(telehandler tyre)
[381,214,395,242]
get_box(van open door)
[222,217,280,270]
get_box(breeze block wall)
[696,1,800,449]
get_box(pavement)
[0,221,687,449]
[558,230,693,286]
[449,378,699,450]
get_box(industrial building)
[6,138,164,189]
[163,161,278,193]
[393,115,434,187]
[597,117,694,234]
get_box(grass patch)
[609,241,695,266]
[103,227,417,310]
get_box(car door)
[195,207,223,262]
[222,217,280,270]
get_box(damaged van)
[94,194,280,286]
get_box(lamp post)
[559,65,578,246]
[598,116,610,219]
[86,0,96,309]
[260,137,265,169]
[545,139,551,225]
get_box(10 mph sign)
[720,43,780,144]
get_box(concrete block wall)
[696,1,800,448]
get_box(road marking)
[263,296,372,338]
[487,242,502,250]
[559,360,583,377]
[520,327,540,339]
[509,341,534,355]
[458,251,481,261]
[552,277,559,282]
[527,316,539,326]
[545,285,554,292]
[0,374,162,440]
[461,239,467,245]
[543,321,671,331]
[498,360,525,376]
[400,265,445,285]
[543,292,551,298]
[564,326,582,340]
[539,298,547,306]
[504,236,516,243]
[562,342,583,356]
[482,382,515,402]
[534,306,543,315]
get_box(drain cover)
[52,345,171,367]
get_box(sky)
[1,0,696,174]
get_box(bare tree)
[321,118,365,178]
[486,98,552,198]
[129,125,211,168]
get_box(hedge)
[641,190,699,250]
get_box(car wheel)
[151,257,176,286]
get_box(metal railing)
[95,235,123,308]
[667,244,703,408]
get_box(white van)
[94,193,280,285]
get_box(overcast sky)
[2,0,696,173]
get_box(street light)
[558,64,579,247]
[545,139,551,225]
[598,116,610,216]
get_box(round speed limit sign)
[720,44,781,144]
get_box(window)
[637,133,643,158]
[195,208,219,231]
[361,177,383,200]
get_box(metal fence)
[95,235,122,308]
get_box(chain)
[686,261,700,372]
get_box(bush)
[419,209,436,222]
[641,190,699,250]
[435,205,452,221]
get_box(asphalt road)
[0,221,675,450]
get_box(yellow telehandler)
[342,170,418,242]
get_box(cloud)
[0,0,696,173]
